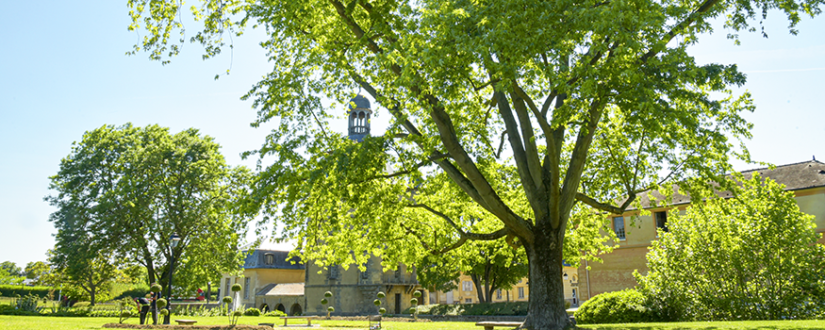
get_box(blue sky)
[0,2,823,268]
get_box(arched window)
[264,253,275,265]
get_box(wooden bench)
[280,316,316,327]
[475,321,522,330]
[174,319,197,325]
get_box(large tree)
[47,124,251,312]
[126,0,822,328]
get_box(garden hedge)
[0,285,54,298]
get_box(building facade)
[219,249,306,315]
[429,264,580,307]
[577,159,825,302]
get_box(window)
[465,298,473,303]
[462,281,473,291]
[264,253,275,265]
[244,277,250,299]
[224,278,230,299]
[613,216,626,240]
[518,287,525,299]
[655,211,668,233]
[496,289,502,299]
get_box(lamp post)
[164,233,181,325]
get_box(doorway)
[290,303,303,316]
[394,293,401,314]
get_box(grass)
[1,316,824,330]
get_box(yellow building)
[430,263,580,307]
[219,249,306,315]
[578,159,825,303]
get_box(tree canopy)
[126,0,823,328]
[636,174,825,321]
[47,124,252,298]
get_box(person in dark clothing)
[134,297,151,324]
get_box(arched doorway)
[290,303,302,316]
[260,304,269,313]
[276,304,286,314]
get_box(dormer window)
[264,253,275,265]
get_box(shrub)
[373,299,381,306]
[321,298,328,305]
[244,308,261,316]
[222,296,232,304]
[231,284,242,292]
[574,289,657,324]
[376,292,385,298]
[324,291,333,298]
[150,284,162,293]
[378,307,386,315]
[327,306,334,312]
[264,310,287,317]
[155,298,167,309]
[73,302,91,308]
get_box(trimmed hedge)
[0,285,54,298]
[574,289,659,324]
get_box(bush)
[264,310,286,317]
[74,302,91,308]
[244,308,261,316]
[574,289,658,324]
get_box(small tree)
[636,173,825,321]
[117,298,134,324]
[321,291,333,318]
[231,283,242,311]
[411,291,422,321]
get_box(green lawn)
[1,316,824,330]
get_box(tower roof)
[349,94,371,110]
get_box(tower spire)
[347,94,372,142]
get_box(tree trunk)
[89,284,97,307]
[521,231,571,330]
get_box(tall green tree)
[47,124,252,307]
[466,240,529,304]
[636,174,825,321]
[0,262,22,277]
[24,261,50,281]
[126,0,822,328]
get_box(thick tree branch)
[409,204,510,241]
[559,95,608,226]
[333,0,533,243]
[575,192,637,215]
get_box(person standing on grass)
[134,297,151,324]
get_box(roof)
[256,283,305,297]
[349,94,371,110]
[624,159,825,211]
[243,249,304,270]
